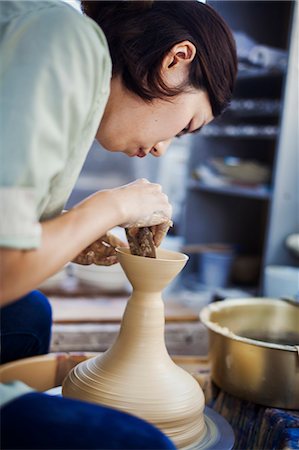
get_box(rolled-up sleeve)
[0,188,42,248]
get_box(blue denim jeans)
[0,290,52,364]
[0,292,176,450]
[1,392,176,449]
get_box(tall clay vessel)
[63,248,206,449]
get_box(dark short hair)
[81,1,237,117]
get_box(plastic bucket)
[199,250,234,288]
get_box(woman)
[0,1,237,448]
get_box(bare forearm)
[0,179,172,306]
[0,191,123,306]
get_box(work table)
[48,294,208,356]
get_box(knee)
[21,291,52,332]
[0,291,53,362]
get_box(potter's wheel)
[46,387,234,450]
[191,407,234,450]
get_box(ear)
[161,40,196,88]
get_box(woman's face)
[96,76,213,158]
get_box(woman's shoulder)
[1,1,110,61]
[39,2,105,43]
[1,1,82,28]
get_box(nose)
[150,139,172,157]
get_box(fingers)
[114,178,172,229]
[104,232,127,249]
[93,255,118,266]
[72,233,126,266]
[151,220,172,247]
[72,251,94,265]
[123,212,172,229]
[135,178,150,184]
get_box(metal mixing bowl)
[200,298,299,409]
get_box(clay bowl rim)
[116,247,189,263]
[200,298,299,352]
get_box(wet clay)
[62,248,206,449]
[125,226,156,258]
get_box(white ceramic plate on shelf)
[211,157,270,184]
[71,262,131,293]
[38,265,69,289]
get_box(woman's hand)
[72,232,127,266]
[109,178,173,248]
[149,220,172,247]
[111,179,172,229]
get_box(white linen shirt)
[0,1,112,249]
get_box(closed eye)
[175,124,191,139]
[176,124,203,139]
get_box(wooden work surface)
[49,296,199,324]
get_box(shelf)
[188,179,272,200]
[201,124,278,139]
[237,64,285,79]
[183,1,294,298]
[181,273,258,298]
[229,99,281,116]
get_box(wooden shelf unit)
[181,1,297,293]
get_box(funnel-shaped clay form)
[63,248,206,449]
